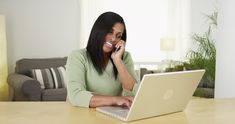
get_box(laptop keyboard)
[96,106,129,120]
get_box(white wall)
[0,0,79,73]
[215,0,235,98]
[191,0,217,35]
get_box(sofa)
[7,57,67,101]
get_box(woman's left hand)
[111,40,125,61]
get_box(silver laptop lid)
[126,69,205,121]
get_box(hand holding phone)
[111,40,125,60]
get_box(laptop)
[96,69,205,122]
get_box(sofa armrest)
[8,73,33,87]
[7,73,42,101]
[22,80,42,101]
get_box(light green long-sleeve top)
[66,48,139,107]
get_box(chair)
[7,57,67,101]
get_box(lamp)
[160,38,175,69]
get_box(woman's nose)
[110,35,116,42]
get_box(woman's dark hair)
[86,12,126,78]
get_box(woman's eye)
[117,36,122,39]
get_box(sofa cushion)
[30,66,67,89]
[15,57,67,76]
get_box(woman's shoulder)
[122,51,135,65]
[123,51,131,58]
[68,48,88,60]
[71,48,86,54]
[123,51,133,61]
[70,48,87,55]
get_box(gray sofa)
[7,57,67,101]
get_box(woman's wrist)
[110,96,118,105]
[112,57,122,66]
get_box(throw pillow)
[30,66,66,89]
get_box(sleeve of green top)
[66,50,93,107]
[121,52,140,96]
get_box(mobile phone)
[113,46,121,52]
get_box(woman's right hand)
[89,95,134,108]
[112,96,134,108]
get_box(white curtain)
[0,15,9,101]
[78,0,191,62]
[167,0,191,60]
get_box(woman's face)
[103,22,124,53]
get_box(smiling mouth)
[105,41,114,48]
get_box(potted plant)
[184,11,217,98]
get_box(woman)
[66,12,139,108]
